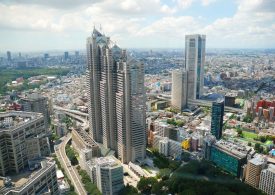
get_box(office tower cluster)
[0,111,58,194]
[86,28,146,163]
[171,34,206,111]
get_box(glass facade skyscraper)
[210,99,224,139]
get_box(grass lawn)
[242,131,258,139]
[265,140,273,145]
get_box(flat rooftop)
[96,156,121,168]
[249,156,266,166]
[214,140,249,159]
[0,111,43,131]
[0,158,55,194]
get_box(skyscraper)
[171,69,188,111]
[7,51,11,61]
[64,51,69,60]
[86,28,146,163]
[116,52,146,163]
[210,99,224,139]
[185,34,206,99]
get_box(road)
[55,134,87,195]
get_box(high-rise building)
[86,28,146,163]
[259,164,275,195]
[244,157,266,188]
[0,111,50,176]
[20,93,50,130]
[171,69,188,111]
[64,51,69,60]
[95,156,124,195]
[210,99,224,139]
[6,51,11,61]
[185,34,206,99]
[75,51,79,56]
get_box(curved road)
[55,134,86,195]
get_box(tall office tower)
[171,69,188,111]
[75,51,79,56]
[244,157,266,188]
[7,51,11,61]
[210,99,224,139]
[95,156,124,195]
[116,52,146,163]
[86,28,146,162]
[20,93,50,130]
[64,51,69,60]
[86,28,117,150]
[185,34,206,99]
[259,164,275,195]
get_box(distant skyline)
[0,0,275,51]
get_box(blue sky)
[0,0,274,51]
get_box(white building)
[171,69,188,111]
[86,156,124,195]
[95,156,124,195]
[153,135,182,158]
[259,164,275,195]
[159,138,169,156]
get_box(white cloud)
[177,0,193,9]
[201,0,217,6]
[0,0,274,49]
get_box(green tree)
[119,184,139,195]
[157,168,172,180]
[254,143,261,151]
[137,177,158,194]
[181,152,191,162]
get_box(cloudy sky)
[0,0,275,51]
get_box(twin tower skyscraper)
[86,29,205,163]
[172,34,206,111]
[86,28,146,163]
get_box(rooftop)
[0,111,43,131]
[95,156,121,168]
[249,156,266,166]
[214,140,250,159]
[0,158,55,194]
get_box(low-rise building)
[153,135,182,158]
[210,140,250,177]
[86,156,124,195]
[0,158,59,195]
[71,128,100,169]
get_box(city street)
[55,134,86,195]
